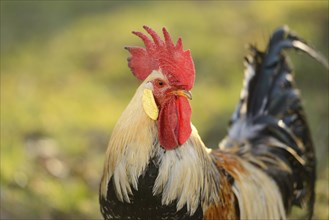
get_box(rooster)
[99,26,328,219]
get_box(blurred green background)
[1,1,328,219]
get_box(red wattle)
[158,96,192,150]
[176,96,192,145]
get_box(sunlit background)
[1,1,328,219]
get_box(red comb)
[125,26,195,90]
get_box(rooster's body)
[99,26,326,219]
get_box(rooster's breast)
[99,157,203,220]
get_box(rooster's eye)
[156,80,165,87]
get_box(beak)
[174,90,193,100]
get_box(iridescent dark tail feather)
[224,26,328,219]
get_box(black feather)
[99,158,203,220]
[224,26,327,219]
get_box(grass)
[1,1,328,219]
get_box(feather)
[221,26,327,218]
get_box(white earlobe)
[142,88,159,120]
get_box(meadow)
[1,1,328,219]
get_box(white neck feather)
[153,125,221,215]
[100,78,220,215]
[100,83,157,200]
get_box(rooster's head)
[125,26,195,150]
